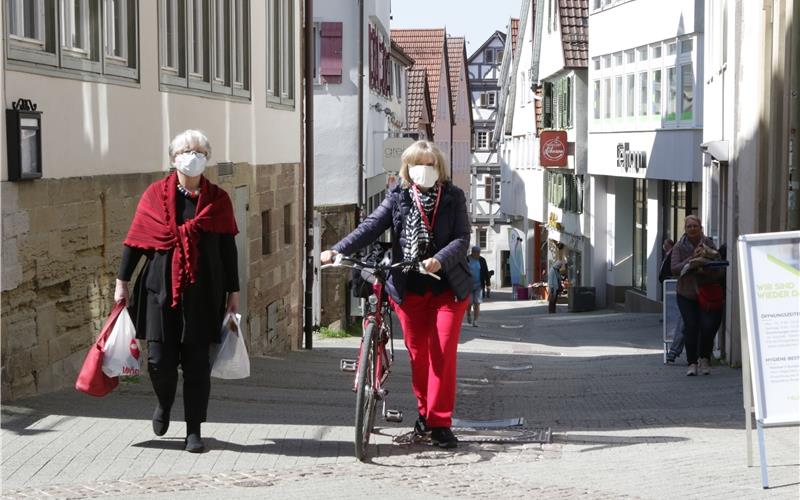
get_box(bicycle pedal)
[384,409,403,423]
[340,359,357,372]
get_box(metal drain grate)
[455,426,552,444]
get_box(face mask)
[408,165,439,188]
[173,152,207,177]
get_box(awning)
[700,140,729,162]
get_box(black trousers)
[148,330,211,426]
[676,294,722,365]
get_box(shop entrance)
[500,250,511,287]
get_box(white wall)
[3,2,302,181]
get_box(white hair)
[169,129,212,162]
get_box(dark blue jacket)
[332,182,471,304]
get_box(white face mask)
[173,152,208,177]
[408,164,439,188]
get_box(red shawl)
[124,173,238,307]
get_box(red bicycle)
[322,254,440,461]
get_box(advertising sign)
[382,137,415,172]
[540,130,568,167]
[738,231,800,426]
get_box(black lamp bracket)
[12,99,37,112]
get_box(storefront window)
[662,181,700,242]
[633,179,648,292]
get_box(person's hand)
[320,249,338,265]
[226,291,240,314]
[114,279,129,304]
[693,245,705,257]
[422,257,441,274]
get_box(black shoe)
[152,405,170,436]
[414,414,429,436]
[665,353,676,364]
[431,427,458,449]
[185,433,205,453]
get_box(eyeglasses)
[178,150,207,158]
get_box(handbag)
[75,302,125,397]
[210,313,250,379]
[697,283,724,311]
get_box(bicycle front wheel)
[354,320,378,461]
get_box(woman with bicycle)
[321,140,471,449]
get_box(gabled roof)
[390,40,415,67]
[466,30,506,63]
[446,36,466,118]
[391,29,451,130]
[510,18,520,54]
[559,0,588,68]
[406,68,433,133]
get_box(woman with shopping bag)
[115,130,240,453]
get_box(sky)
[390,0,525,57]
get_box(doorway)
[500,250,511,287]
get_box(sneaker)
[413,414,430,436]
[430,427,458,449]
[699,358,711,375]
[185,433,205,453]
[665,353,676,364]
[686,364,698,376]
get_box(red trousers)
[391,290,470,428]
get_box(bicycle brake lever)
[418,263,442,280]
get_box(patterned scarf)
[402,185,439,265]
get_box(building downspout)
[788,0,799,230]
[357,0,365,222]
[303,0,314,349]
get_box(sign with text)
[616,142,647,172]
[540,130,568,167]
[382,137,415,173]
[738,231,800,425]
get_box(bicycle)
[321,253,440,461]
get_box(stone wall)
[1,163,304,401]
[317,204,357,328]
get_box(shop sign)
[540,130,568,167]
[382,137,415,172]
[616,142,647,172]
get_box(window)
[593,80,601,119]
[626,74,635,117]
[283,203,292,245]
[602,54,611,68]
[483,175,493,199]
[667,42,677,55]
[680,39,693,53]
[666,66,677,120]
[485,49,494,63]
[651,44,662,59]
[477,131,492,150]
[261,210,271,255]
[638,71,648,116]
[395,62,402,99]
[478,229,488,249]
[159,0,250,98]
[593,57,600,70]
[542,81,553,127]
[494,177,501,201]
[637,46,648,61]
[613,52,622,66]
[496,49,503,63]
[680,63,694,120]
[7,0,138,81]
[614,75,622,118]
[633,179,647,291]
[267,0,295,107]
[625,49,635,64]
[662,181,699,242]
[479,91,496,107]
[651,69,661,115]
[603,77,611,119]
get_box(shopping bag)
[101,307,141,377]
[697,283,724,311]
[75,302,124,396]
[211,313,250,379]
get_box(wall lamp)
[6,98,42,181]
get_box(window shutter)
[543,82,553,129]
[480,92,487,107]
[484,176,493,199]
[566,77,572,127]
[320,22,343,84]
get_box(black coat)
[333,182,472,303]
[130,232,238,344]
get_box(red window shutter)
[320,22,343,84]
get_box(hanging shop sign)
[540,130,568,167]
[616,142,647,172]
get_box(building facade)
[588,0,705,311]
[1,0,305,400]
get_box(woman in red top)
[115,130,239,453]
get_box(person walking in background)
[320,140,471,449]
[671,215,724,376]
[115,130,240,453]
[548,260,566,314]
[659,238,684,363]
[466,246,489,327]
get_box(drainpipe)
[303,0,314,349]
[357,0,365,222]
[789,0,800,230]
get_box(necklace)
[177,183,200,198]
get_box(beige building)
[1,1,305,400]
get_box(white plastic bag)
[211,313,250,379]
[102,307,141,377]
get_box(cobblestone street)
[2,292,798,499]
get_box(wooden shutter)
[320,22,343,84]
[484,176,493,200]
[543,82,553,129]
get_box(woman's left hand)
[226,291,240,314]
[422,257,441,274]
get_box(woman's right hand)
[114,279,129,304]
[320,249,338,265]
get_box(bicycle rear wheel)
[354,320,378,461]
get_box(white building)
[1,0,305,399]
[588,0,705,310]
[468,30,512,287]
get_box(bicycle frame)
[358,280,393,399]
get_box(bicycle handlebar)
[320,254,441,280]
